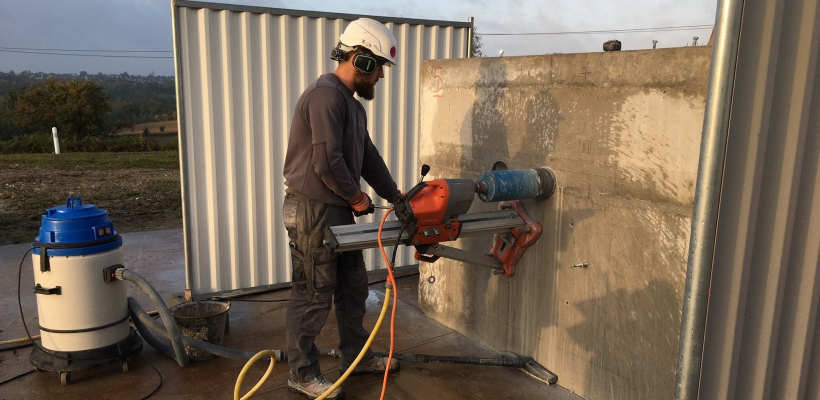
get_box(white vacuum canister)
[31,197,130,352]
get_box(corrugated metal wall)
[171,1,470,297]
[699,0,820,398]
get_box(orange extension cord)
[376,209,398,400]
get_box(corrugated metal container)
[170,1,471,297]
[695,0,820,398]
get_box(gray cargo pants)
[282,193,374,382]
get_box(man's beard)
[353,73,376,100]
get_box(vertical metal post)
[467,16,474,58]
[674,0,744,399]
[51,127,60,154]
[169,0,194,299]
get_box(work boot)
[342,356,400,376]
[287,375,345,399]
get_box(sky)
[0,0,718,76]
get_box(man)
[281,18,401,400]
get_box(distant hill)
[0,70,177,139]
[1,70,174,93]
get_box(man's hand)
[348,190,374,217]
[388,191,402,208]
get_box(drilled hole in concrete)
[569,221,575,228]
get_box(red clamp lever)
[489,200,542,277]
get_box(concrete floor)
[1,229,584,400]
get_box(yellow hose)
[0,336,40,346]
[316,287,392,400]
[234,349,277,400]
[233,288,392,400]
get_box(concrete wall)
[416,47,711,400]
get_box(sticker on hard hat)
[390,47,396,58]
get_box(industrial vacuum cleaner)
[15,164,558,398]
[27,197,142,385]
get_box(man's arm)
[361,134,401,204]
[306,90,360,201]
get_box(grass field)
[0,152,179,169]
[114,120,179,147]
[0,151,182,244]
[128,120,178,134]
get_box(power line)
[0,46,172,53]
[0,23,715,57]
[482,24,714,36]
[0,49,173,59]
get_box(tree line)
[0,71,176,141]
[0,27,484,142]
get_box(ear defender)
[352,54,378,74]
[330,43,345,61]
[330,42,380,74]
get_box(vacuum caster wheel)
[122,360,129,373]
[60,371,71,386]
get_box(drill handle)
[401,181,427,204]
[394,181,427,223]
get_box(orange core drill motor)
[391,165,556,276]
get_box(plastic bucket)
[170,300,230,361]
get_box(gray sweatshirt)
[283,73,400,207]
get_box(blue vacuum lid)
[33,197,122,256]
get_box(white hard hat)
[339,18,397,66]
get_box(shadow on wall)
[449,57,516,338]
[567,279,681,398]
[460,58,565,172]
[460,57,509,172]
[451,56,599,357]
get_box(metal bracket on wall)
[489,200,543,277]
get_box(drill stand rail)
[326,209,525,252]
[326,201,542,277]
